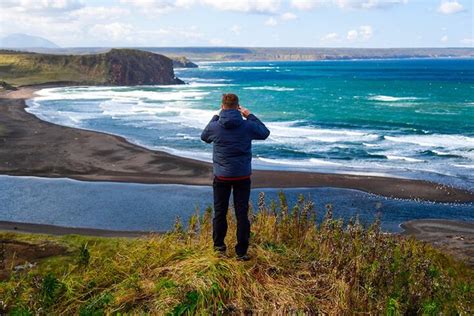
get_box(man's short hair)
[222,93,239,109]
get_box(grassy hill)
[1,193,472,314]
[0,49,182,87]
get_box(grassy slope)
[1,193,472,314]
[0,51,108,86]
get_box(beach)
[1,86,473,203]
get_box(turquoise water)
[27,59,474,189]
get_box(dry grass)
[1,192,472,314]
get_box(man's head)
[221,93,239,110]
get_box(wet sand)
[0,86,473,203]
[401,219,474,266]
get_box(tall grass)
[1,192,472,314]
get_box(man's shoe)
[216,250,227,258]
[236,254,251,261]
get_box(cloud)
[347,25,373,41]
[2,0,84,14]
[230,24,242,35]
[71,6,130,20]
[437,1,464,15]
[320,32,340,42]
[441,35,448,42]
[201,0,281,14]
[460,38,474,46]
[119,0,177,14]
[265,17,278,26]
[89,23,134,41]
[281,12,297,20]
[291,0,407,10]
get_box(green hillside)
[1,193,472,314]
[0,49,182,86]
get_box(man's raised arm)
[239,106,270,140]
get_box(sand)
[401,219,474,266]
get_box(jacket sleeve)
[201,115,219,143]
[247,113,270,140]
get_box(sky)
[0,0,472,48]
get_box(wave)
[367,95,422,102]
[35,87,212,102]
[267,121,379,144]
[385,155,424,163]
[257,157,342,167]
[243,86,295,91]
[384,134,474,149]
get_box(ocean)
[26,58,474,190]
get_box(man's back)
[201,108,270,178]
[201,93,269,260]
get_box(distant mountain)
[0,33,60,48]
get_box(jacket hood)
[218,109,244,129]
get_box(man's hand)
[238,105,251,118]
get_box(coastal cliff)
[171,56,198,68]
[0,48,183,86]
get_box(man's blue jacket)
[201,109,270,177]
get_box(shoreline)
[0,85,473,203]
[1,219,472,266]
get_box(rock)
[171,56,198,68]
[106,49,184,85]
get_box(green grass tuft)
[0,192,472,314]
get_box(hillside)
[0,49,183,86]
[0,194,472,314]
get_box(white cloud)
[347,25,373,41]
[347,29,359,40]
[441,35,448,42]
[119,0,281,14]
[200,0,281,14]
[460,38,474,46]
[320,32,339,42]
[2,0,84,14]
[281,12,297,20]
[71,6,130,20]
[119,0,177,14]
[437,1,464,15]
[230,24,242,35]
[265,17,278,26]
[291,0,324,10]
[291,0,407,10]
[89,23,134,41]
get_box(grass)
[1,192,472,314]
[0,51,108,86]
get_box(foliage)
[0,192,472,314]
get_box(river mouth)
[1,175,472,233]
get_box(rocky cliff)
[0,49,183,86]
[170,56,198,68]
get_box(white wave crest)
[243,86,295,91]
[368,95,422,102]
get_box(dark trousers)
[212,176,251,256]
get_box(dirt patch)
[0,238,67,280]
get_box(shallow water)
[1,176,472,233]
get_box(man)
[201,93,270,261]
